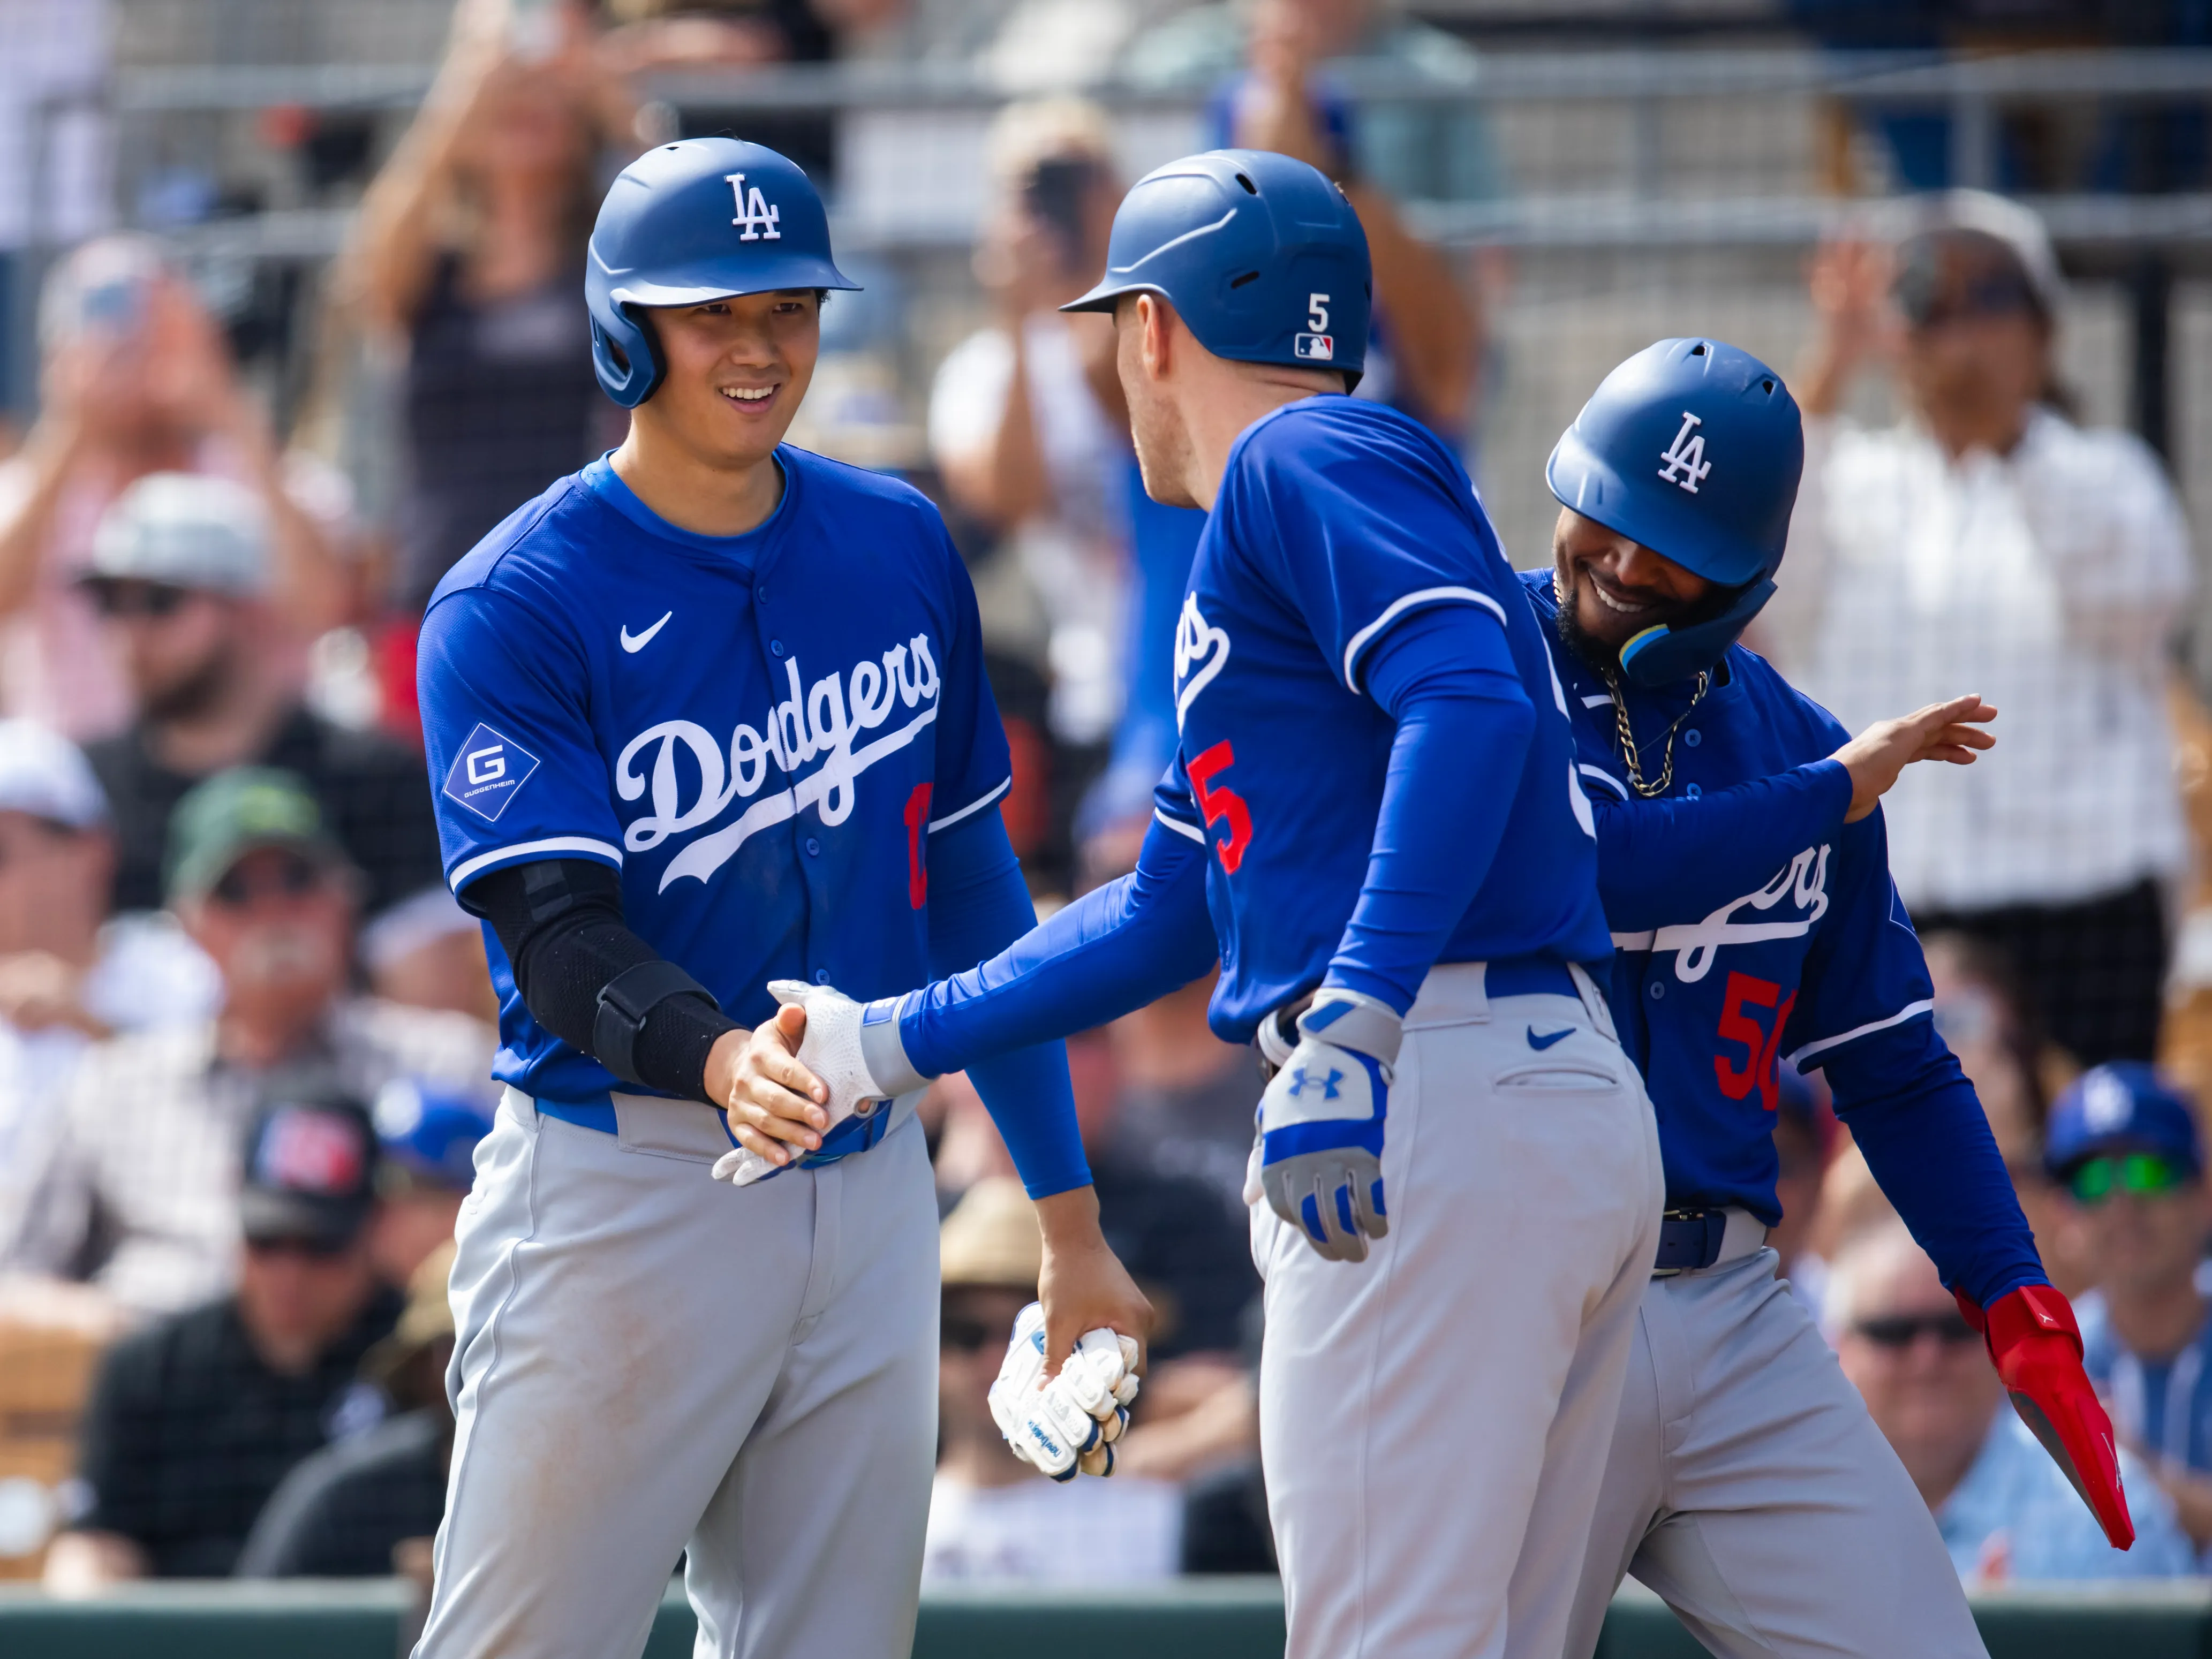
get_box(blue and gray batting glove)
[1258,987,1401,1263]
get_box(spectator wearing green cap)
[0,766,492,1319]
[2056,1065,2212,1555]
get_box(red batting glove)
[1956,1284,2134,1551]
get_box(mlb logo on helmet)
[1295,334,1334,361]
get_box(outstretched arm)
[899,810,1219,1077]
[722,813,1217,1174]
[1820,1020,2045,1309]
[1594,695,1994,933]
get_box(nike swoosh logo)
[1527,1026,1574,1051]
[620,611,673,653]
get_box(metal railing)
[86,48,2212,260]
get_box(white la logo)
[724,172,782,242]
[2081,1070,2134,1133]
[1172,593,1230,731]
[1657,411,1711,494]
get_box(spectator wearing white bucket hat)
[0,234,353,740]
[76,473,443,922]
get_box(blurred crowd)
[0,0,2207,1606]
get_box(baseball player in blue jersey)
[1529,338,2133,1657]
[730,150,1666,1659]
[409,140,1147,1659]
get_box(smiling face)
[631,290,822,471]
[1550,507,1716,673]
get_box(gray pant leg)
[419,1099,934,1659]
[685,1118,939,1659]
[1572,1254,1988,1659]
[1558,1283,1669,1659]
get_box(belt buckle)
[1654,1207,1726,1276]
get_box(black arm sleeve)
[459,859,738,1103]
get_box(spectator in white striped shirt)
[1764,192,2194,1069]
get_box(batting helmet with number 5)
[1061,149,1371,388]
[586,138,859,408]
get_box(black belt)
[1253,958,1584,1080]
[1654,1208,1731,1273]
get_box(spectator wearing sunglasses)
[2052,1064,2212,1552]
[1833,1218,2192,1583]
[1765,191,2193,1070]
[0,768,492,1318]
[923,1177,1181,1585]
[43,1096,403,1587]
[0,234,352,742]
[74,473,442,920]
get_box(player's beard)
[1552,565,1712,679]
[1553,566,1635,678]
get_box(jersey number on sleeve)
[1714,971,1799,1112]
[904,783,932,909]
[1186,740,1253,874]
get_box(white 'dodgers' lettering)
[1611,843,1831,982]
[616,633,945,890]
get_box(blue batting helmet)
[1547,338,1803,687]
[586,138,859,408]
[1061,150,1371,386]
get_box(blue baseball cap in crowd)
[373,1079,494,1193]
[2043,1063,2203,1182]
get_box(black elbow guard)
[594,960,721,1088]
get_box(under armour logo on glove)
[1258,987,1402,1264]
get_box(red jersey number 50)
[1714,970,1798,1112]
[1186,740,1253,874]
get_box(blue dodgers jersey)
[419,449,1011,1103]
[1154,398,1611,1042]
[1520,571,1934,1220]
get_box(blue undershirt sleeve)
[903,813,1218,1082]
[1325,604,1534,1013]
[1819,1016,2049,1309]
[923,808,1090,1199]
[1590,761,1854,933]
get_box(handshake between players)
[711,978,1152,1480]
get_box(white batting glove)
[711,979,934,1186]
[987,1302,1140,1481]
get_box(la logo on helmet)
[724,173,782,243]
[1657,410,1712,495]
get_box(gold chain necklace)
[1603,668,1709,799]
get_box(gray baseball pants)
[414,1088,939,1659]
[1250,962,1666,1659]
[1561,1246,1989,1659]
